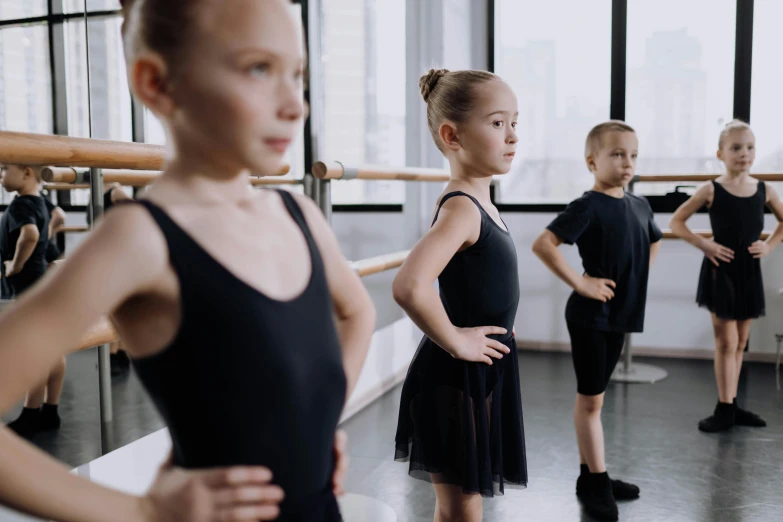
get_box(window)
[494,0,612,203]
[0,24,52,133]
[65,17,131,141]
[318,0,406,204]
[65,16,130,205]
[144,108,166,145]
[750,0,783,185]
[64,0,121,14]
[626,0,736,196]
[0,1,48,20]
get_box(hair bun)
[419,69,449,103]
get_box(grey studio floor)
[2,350,783,522]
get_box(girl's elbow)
[392,276,419,308]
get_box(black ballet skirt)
[394,192,527,497]
[696,180,766,320]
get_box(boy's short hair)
[585,120,636,158]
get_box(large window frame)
[489,0,758,213]
[0,2,132,212]
[2,0,405,212]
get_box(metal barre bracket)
[335,161,359,180]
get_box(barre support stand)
[90,167,114,455]
[315,178,332,224]
[610,179,668,385]
[611,333,668,384]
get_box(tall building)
[629,28,710,174]
[0,2,52,135]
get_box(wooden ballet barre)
[0,131,166,170]
[635,173,783,183]
[350,250,409,277]
[43,166,291,186]
[661,229,770,240]
[59,225,90,233]
[250,177,300,186]
[312,161,450,182]
[74,317,118,354]
[45,182,90,190]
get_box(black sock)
[581,464,589,475]
[39,403,61,430]
[8,407,41,436]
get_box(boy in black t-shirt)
[0,165,50,298]
[0,165,66,437]
[38,183,67,265]
[532,121,662,522]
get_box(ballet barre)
[60,225,90,233]
[42,166,292,187]
[661,230,771,240]
[0,131,166,170]
[634,173,783,183]
[350,250,409,277]
[308,161,450,223]
[312,161,450,182]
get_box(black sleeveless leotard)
[132,191,346,521]
[696,180,766,320]
[394,191,527,497]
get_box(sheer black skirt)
[394,335,527,497]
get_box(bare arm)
[531,230,615,302]
[531,230,583,291]
[392,197,508,364]
[49,206,67,238]
[650,240,662,267]
[0,207,166,521]
[6,224,39,275]
[763,183,783,250]
[297,194,375,399]
[749,183,783,258]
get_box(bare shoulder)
[434,193,481,225]
[764,181,780,202]
[89,203,169,276]
[285,191,331,232]
[692,181,714,202]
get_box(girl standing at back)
[670,120,783,433]
[0,1,374,521]
[393,69,526,522]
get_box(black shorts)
[567,321,625,396]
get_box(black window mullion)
[733,0,754,122]
[487,0,495,72]
[610,0,627,121]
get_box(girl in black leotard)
[671,120,783,433]
[0,1,375,521]
[393,69,526,522]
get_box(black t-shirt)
[0,195,50,298]
[43,198,61,263]
[547,191,663,333]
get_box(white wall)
[507,211,783,355]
